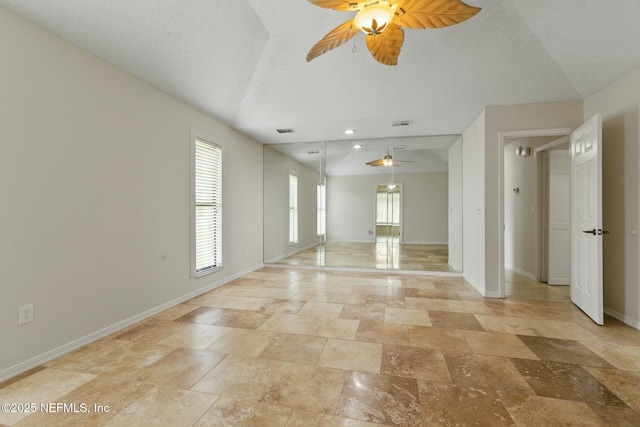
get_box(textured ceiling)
[2,0,639,150]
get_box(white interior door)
[548,150,571,284]
[570,114,604,325]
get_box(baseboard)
[325,240,448,245]
[264,263,462,277]
[507,265,536,281]
[264,242,321,264]
[547,278,570,286]
[462,274,487,297]
[483,291,503,298]
[604,306,640,330]
[400,241,448,245]
[461,273,503,299]
[448,260,462,272]
[0,263,263,383]
[325,239,374,243]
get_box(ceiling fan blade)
[307,19,360,62]
[365,23,404,66]
[366,159,386,166]
[393,0,481,29]
[307,0,362,11]
[365,158,411,166]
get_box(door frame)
[498,128,574,297]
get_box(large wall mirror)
[263,135,461,272]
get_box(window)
[376,189,400,225]
[191,133,222,277]
[317,182,326,236]
[289,172,298,244]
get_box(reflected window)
[289,172,298,244]
[317,182,326,236]
[376,188,400,225]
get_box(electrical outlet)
[19,304,34,325]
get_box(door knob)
[582,229,610,235]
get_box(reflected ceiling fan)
[306,0,481,65]
[366,154,412,167]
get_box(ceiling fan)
[366,154,412,167]
[306,0,481,66]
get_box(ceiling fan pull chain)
[352,37,358,54]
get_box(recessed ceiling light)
[344,129,356,135]
[353,144,363,149]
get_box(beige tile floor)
[505,269,572,301]
[273,242,455,272]
[1,267,639,426]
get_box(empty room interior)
[1,1,639,426]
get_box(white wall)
[401,173,448,244]
[0,7,264,378]
[326,173,448,244]
[456,74,639,328]
[459,102,584,297]
[461,111,486,294]
[326,174,374,242]
[448,137,463,271]
[584,68,640,328]
[503,138,550,277]
[263,146,322,262]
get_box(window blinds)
[195,139,222,274]
[289,173,298,244]
[317,183,326,236]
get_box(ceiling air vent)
[276,128,295,134]
[392,120,411,127]
[307,150,320,155]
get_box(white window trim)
[317,181,326,237]
[190,128,223,278]
[289,170,298,246]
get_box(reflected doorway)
[376,183,401,268]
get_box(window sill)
[194,265,223,278]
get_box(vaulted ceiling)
[2,0,639,149]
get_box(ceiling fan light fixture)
[306,0,481,65]
[383,154,394,167]
[354,2,395,35]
